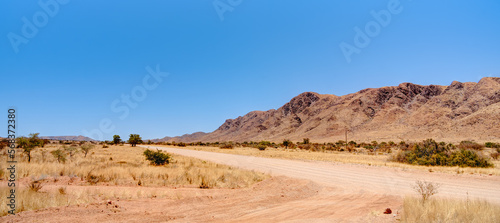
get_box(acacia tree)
[113,135,121,145]
[51,149,67,163]
[129,134,142,147]
[64,145,78,158]
[17,133,43,162]
[81,143,94,157]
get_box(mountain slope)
[162,77,500,143]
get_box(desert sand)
[4,146,499,222]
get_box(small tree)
[81,144,94,158]
[303,138,310,144]
[64,146,78,158]
[51,149,67,163]
[113,135,121,145]
[283,139,292,149]
[413,180,440,203]
[143,149,171,165]
[129,134,142,147]
[18,133,43,162]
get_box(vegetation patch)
[143,149,171,166]
[393,139,492,167]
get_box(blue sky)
[2,0,499,140]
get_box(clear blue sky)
[2,0,499,140]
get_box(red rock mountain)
[159,77,500,143]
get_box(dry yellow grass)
[0,186,93,216]
[402,196,500,222]
[1,144,266,187]
[0,144,267,216]
[169,145,500,176]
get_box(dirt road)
[4,146,499,222]
[143,146,500,204]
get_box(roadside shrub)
[302,138,310,144]
[393,139,492,168]
[177,142,186,147]
[490,152,500,160]
[485,142,500,148]
[143,149,171,166]
[257,144,266,151]
[219,143,233,149]
[459,141,484,150]
[449,149,492,167]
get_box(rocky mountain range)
[154,77,500,143]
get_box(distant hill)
[156,77,500,143]
[40,135,96,141]
[151,132,208,143]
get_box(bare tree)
[413,180,440,202]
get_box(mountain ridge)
[155,77,500,143]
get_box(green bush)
[143,149,171,166]
[449,149,492,167]
[485,142,500,148]
[257,144,266,151]
[393,139,492,168]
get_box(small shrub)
[485,142,500,148]
[199,177,211,189]
[302,138,310,144]
[143,149,171,166]
[28,180,44,192]
[413,180,439,202]
[177,142,186,147]
[87,173,105,185]
[58,187,67,195]
[219,143,233,149]
[102,145,109,148]
[257,144,266,151]
[282,139,292,149]
[491,152,500,160]
[459,141,484,150]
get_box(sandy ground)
[3,146,499,222]
[147,146,500,204]
[2,176,398,223]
